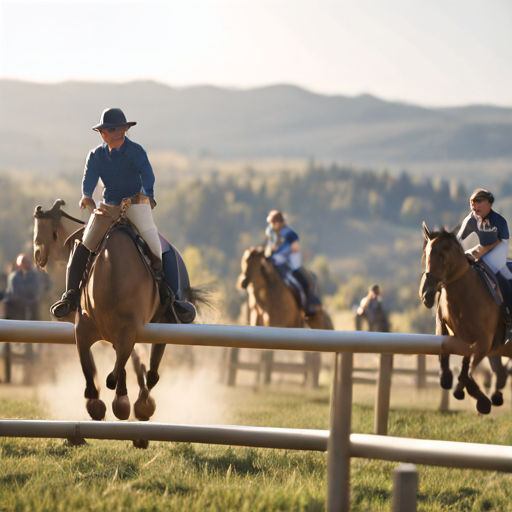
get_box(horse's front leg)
[107,327,137,420]
[488,356,507,406]
[131,345,156,421]
[147,343,166,390]
[76,320,106,421]
[453,356,470,400]
[467,348,492,415]
[437,320,453,389]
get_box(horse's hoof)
[86,398,107,421]
[133,439,149,449]
[477,394,492,415]
[106,372,117,390]
[453,389,465,400]
[112,394,131,420]
[147,370,159,390]
[491,391,504,407]
[134,394,156,421]
[440,371,453,390]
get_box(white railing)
[0,319,510,512]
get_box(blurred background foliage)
[4,160,512,332]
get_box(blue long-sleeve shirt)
[265,224,299,265]
[82,137,155,206]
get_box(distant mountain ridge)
[1,79,511,173]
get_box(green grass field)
[1,378,512,511]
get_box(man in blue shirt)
[50,108,194,322]
[458,188,512,336]
[264,210,321,316]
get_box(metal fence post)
[393,463,418,512]
[327,352,353,512]
[375,354,393,435]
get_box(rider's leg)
[292,267,319,315]
[50,205,119,318]
[125,204,162,264]
[50,242,90,318]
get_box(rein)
[60,211,86,225]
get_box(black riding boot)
[160,250,196,324]
[292,267,320,316]
[50,242,91,318]
[496,272,512,343]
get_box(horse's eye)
[52,232,58,241]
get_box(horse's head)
[420,222,464,308]
[33,199,66,268]
[237,246,266,289]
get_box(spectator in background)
[356,284,390,332]
[5,254,40,320]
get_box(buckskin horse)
[33,199,207,430]
[420,222,511,414]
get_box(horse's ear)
[51,199,65,211]
[423,222,432,240]
[34,205,43,215]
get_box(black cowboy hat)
[92,108,137,131]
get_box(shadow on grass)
[0,473,32,487]
[419,487,479,508]
[132,480,194,497]
[352,485,391,504]
[172,444,261,475]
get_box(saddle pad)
[273,264,306,310]
[472,261,503,306]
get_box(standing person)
[356,284,389,332]
[50,108,188,320]
[264,210,320,315]
[5,254,40,320]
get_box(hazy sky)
[1,0,511,106]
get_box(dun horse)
[33,199,206,428]
[237,247,334,330]
[420,223,511,414]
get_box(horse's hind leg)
[488,356,507,407]
[131,345,156,422]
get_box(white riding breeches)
[289,252,302,270]
[125,204,162,261]
[482,239,511,277]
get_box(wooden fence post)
[416,355,427,388]
[327,352,353,512]
[375,354,393,435]
[393,463,418,512]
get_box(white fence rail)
[0,319,509,512]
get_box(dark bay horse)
[237,247,334,331]
[33,199,206,427]
[420,223,511,414]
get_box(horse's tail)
[182,284,220,323]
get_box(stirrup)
[50,290,79,318]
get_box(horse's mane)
[422,228,464,257]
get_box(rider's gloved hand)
[149,196,157,209]
[79,196,96,212]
